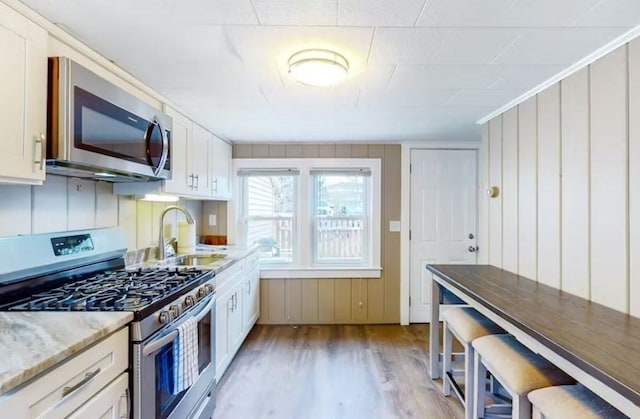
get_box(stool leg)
[474,350,487,419]
[513,394,531,419]
[442,320,453,396]
[465,343,474,419]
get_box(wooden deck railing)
[271,217,365,260]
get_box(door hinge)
[409,296,412,306]
[409,163,412,174]
[409,230,412,240]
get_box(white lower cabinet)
[0,327,129,419]
[215,285,235,376]
[242,264,260,331]
[215,251,260,381]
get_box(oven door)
[133,294,216,419]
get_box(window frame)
[239,171,299,265]
[231,158,382,279]
[310,169,371,267]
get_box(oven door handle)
[143,294,215,357]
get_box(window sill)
[259,267,382,279]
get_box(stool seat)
[441,307,505,343]
[473,335,574,395]
[528,384,627,419]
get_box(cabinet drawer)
[1,327,128,419]
[67,372,128,419]
[215,261,244,291]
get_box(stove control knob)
[184,295,196,307]
[197,287,207,298]
[168,305,180,318]
[204,284,214,294]
[159,310,171,324]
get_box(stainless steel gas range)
[0,227,216,419]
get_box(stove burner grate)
[7,267,209,313]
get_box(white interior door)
[410,149,477,323]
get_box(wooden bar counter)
[426,264,640,417]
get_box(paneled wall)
[0,175,203,253]
[480,39,640,316]
[233,143,401,324]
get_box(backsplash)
[201,201,228,236]
[0,175,203,252]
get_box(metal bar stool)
[528,384,628,419]
[473,335,575,418]
[441,307,506,419]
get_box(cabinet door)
[67,373,129,419]
[163,106,192,195]
[0,4,47,185]
[215,285,234,380]
[229,282,245,351]
[191,123,211,196]
[209,135,232,200]
[243,267,260,331]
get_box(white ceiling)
[19,0,640,143]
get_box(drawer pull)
[61,368,101,398]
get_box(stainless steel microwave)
[47,57,172,182]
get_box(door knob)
[468,246,478,253]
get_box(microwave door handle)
[154,118,169,177]
[144,118,169,177]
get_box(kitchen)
[0,1,639,418]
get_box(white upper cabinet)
[163,107,211,198]
[209,134,232,200]
[191,123,212,197]
[0,3,47,185]
[162,106,232,200]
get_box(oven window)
[155,344,178,419]
[154,311,212,419]
[73,87,170,170]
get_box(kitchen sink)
[175,253,227,266]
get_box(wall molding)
[477,24,640,125]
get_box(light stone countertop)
[0,311,132,396]
[149,244,259,276]
[194,244,259,275]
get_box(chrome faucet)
[158,205,195,260]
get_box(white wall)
[480,39,640,316]
[0,175,203,252]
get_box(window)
[311,169,370,265]
[233,159,381,278]
[238,169,298,263]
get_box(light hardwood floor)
[213,324,463,419]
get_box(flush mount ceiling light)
[288,49,349,87]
